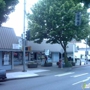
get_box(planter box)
[44,63,52,67]
[27,63,38,68]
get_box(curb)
[72,64,90,68]
[5,64,90,81]
[6,75,44,81]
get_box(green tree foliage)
[27,0,90,65]
[26,30,30,40]
[73,0,90,7]
[0,0,19,26]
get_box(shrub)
[65,61,72,67]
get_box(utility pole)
[71,38,76,63]
[22,0,27,72]
[85,38,88,64]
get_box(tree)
[26,30,30,40]
[0,0,19,26]
[27,0,90,66]
[73,0,90,7]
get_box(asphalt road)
[0,66,90,90]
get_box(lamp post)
[22,0,27,72]
[73,44,75,63]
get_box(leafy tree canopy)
[27,0,90,65]
[0,0,19,26]
[73,0,90,7]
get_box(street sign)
[75,12,81,26]
[45,49,49,55]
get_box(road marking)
[70,73,88,78]
[55,72,75,77]
[72,77,90,85]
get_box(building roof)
[26,40,62,52]
[26,40,75,53]
[0,27,77,52]
[0,27,18,50]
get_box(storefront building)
[0,27,78,70]
[0,27,31,70]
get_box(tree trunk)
[63,45,72,67]
[60,41,72,67]
[63,47,68,66]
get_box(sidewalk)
[6,63,90,80]
[6,64,69,80]
[6,65,52,80]
[7,69,50,80]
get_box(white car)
[75,58,87,65]
[0,69,7,81]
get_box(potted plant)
[44,58,52,67]
[27,61,38,68]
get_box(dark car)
[0,69,7,81]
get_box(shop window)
[25,53,29,61]
[18,53,23,60]
[34,53,37,60]
[14,52,18,58]
[37,52,42,60]
[2,51,12,65]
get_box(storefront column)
[11,52,14,70]
[29,52,31,61]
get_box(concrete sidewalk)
[6,63,90,80]
[6,69,50,80]
[6,64,66,80]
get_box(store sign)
[45,49,49,55]
[12,44,20,49]
[18,39,22,49]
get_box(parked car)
[75,58,87,66]
[0,69,7,81]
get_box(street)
[0,66,90,90]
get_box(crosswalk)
[72,77,90,85]
[55,72,75,77]
[55,72,89,77]
[70,73,88,78]
[54,72,89,85]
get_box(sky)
[2,0,38,36]
[2,0,90,36]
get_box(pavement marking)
[70,73,88,78]
[72,77,90,85]
[55,72,75,77]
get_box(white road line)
[55,72,75,77]
[72,77,90,85]
[70,73,88,78]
